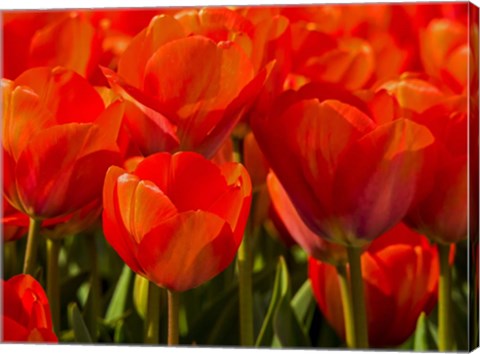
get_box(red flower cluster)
[1,3,476,348]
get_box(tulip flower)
[103,151,251,291]
[3,66,122,220]
[3,66,123,275]
[406,106,467,244]
[103,151,251,344]
[252,89,434,247]
[309,223,439,347]
[404,101,467,351]
[253,86,434,347]
[104,14,270,158]
[2,274,57,342]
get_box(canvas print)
[1,2,479,351]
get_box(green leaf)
[133,273,149,319]
[256,257,289,347]
[291,280,315,328]
[105,265,133,324]
[273,293,311,347]
[256,257,310,348]
[185,264,275,346]
[68,302,92,343]
[413,312,436,351]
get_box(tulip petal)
[102,166,145,275]
[14,67,104,124]
[143,36,254,148]
[116,172,177,244]
[135,152,231,213]
[15,123,119,218]
[208,162,252,248]
[118,14,185,88]
[381,78,446,113]
[29,15,101,78]
[2,81,55,161]
[2,316,30,342]
[254,98,375,238]
[2,279,29,325]
[267,172,346,263]
[26,328,58,343]
[123,100,180,155]
[194,60,273,158]
[138,210,233,291]
[333,118,434,243]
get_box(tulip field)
[1,2,479,351]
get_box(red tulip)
[406,104,467,243]
[309,223,439,347]
[102,151,251,291]
[2,274,57,342]
[2,66,123,219]
[252,88,434,247]
[103,14,270,158]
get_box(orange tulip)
[28,13,103,80]
[420,18,472,93]
[2,274,57,342]
[104,14,269,158]
[252,86,434,247]
[2,66,123,219]
[102,151,251,291]
[309,223,439,347]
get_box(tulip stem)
[87,234,101,340]
[336,263,355,348]
[144,281,161,344]
[23,218,41,275]
[47,238,61,333]
[438,243,453,351]
[167,289,180,346]
[233,136,254,346]
[347,245,369,348]
[238,227,254,346]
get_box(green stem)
[144,281,161,344]
[347,245,369,348]
[438,243,453,351]
[87,234,100,340]
[232,136,254,346]
[23,218,41,275]
[238,227,254,346]
[167,289,180,346]
[336,263,355,348]
[47,238,61,333]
